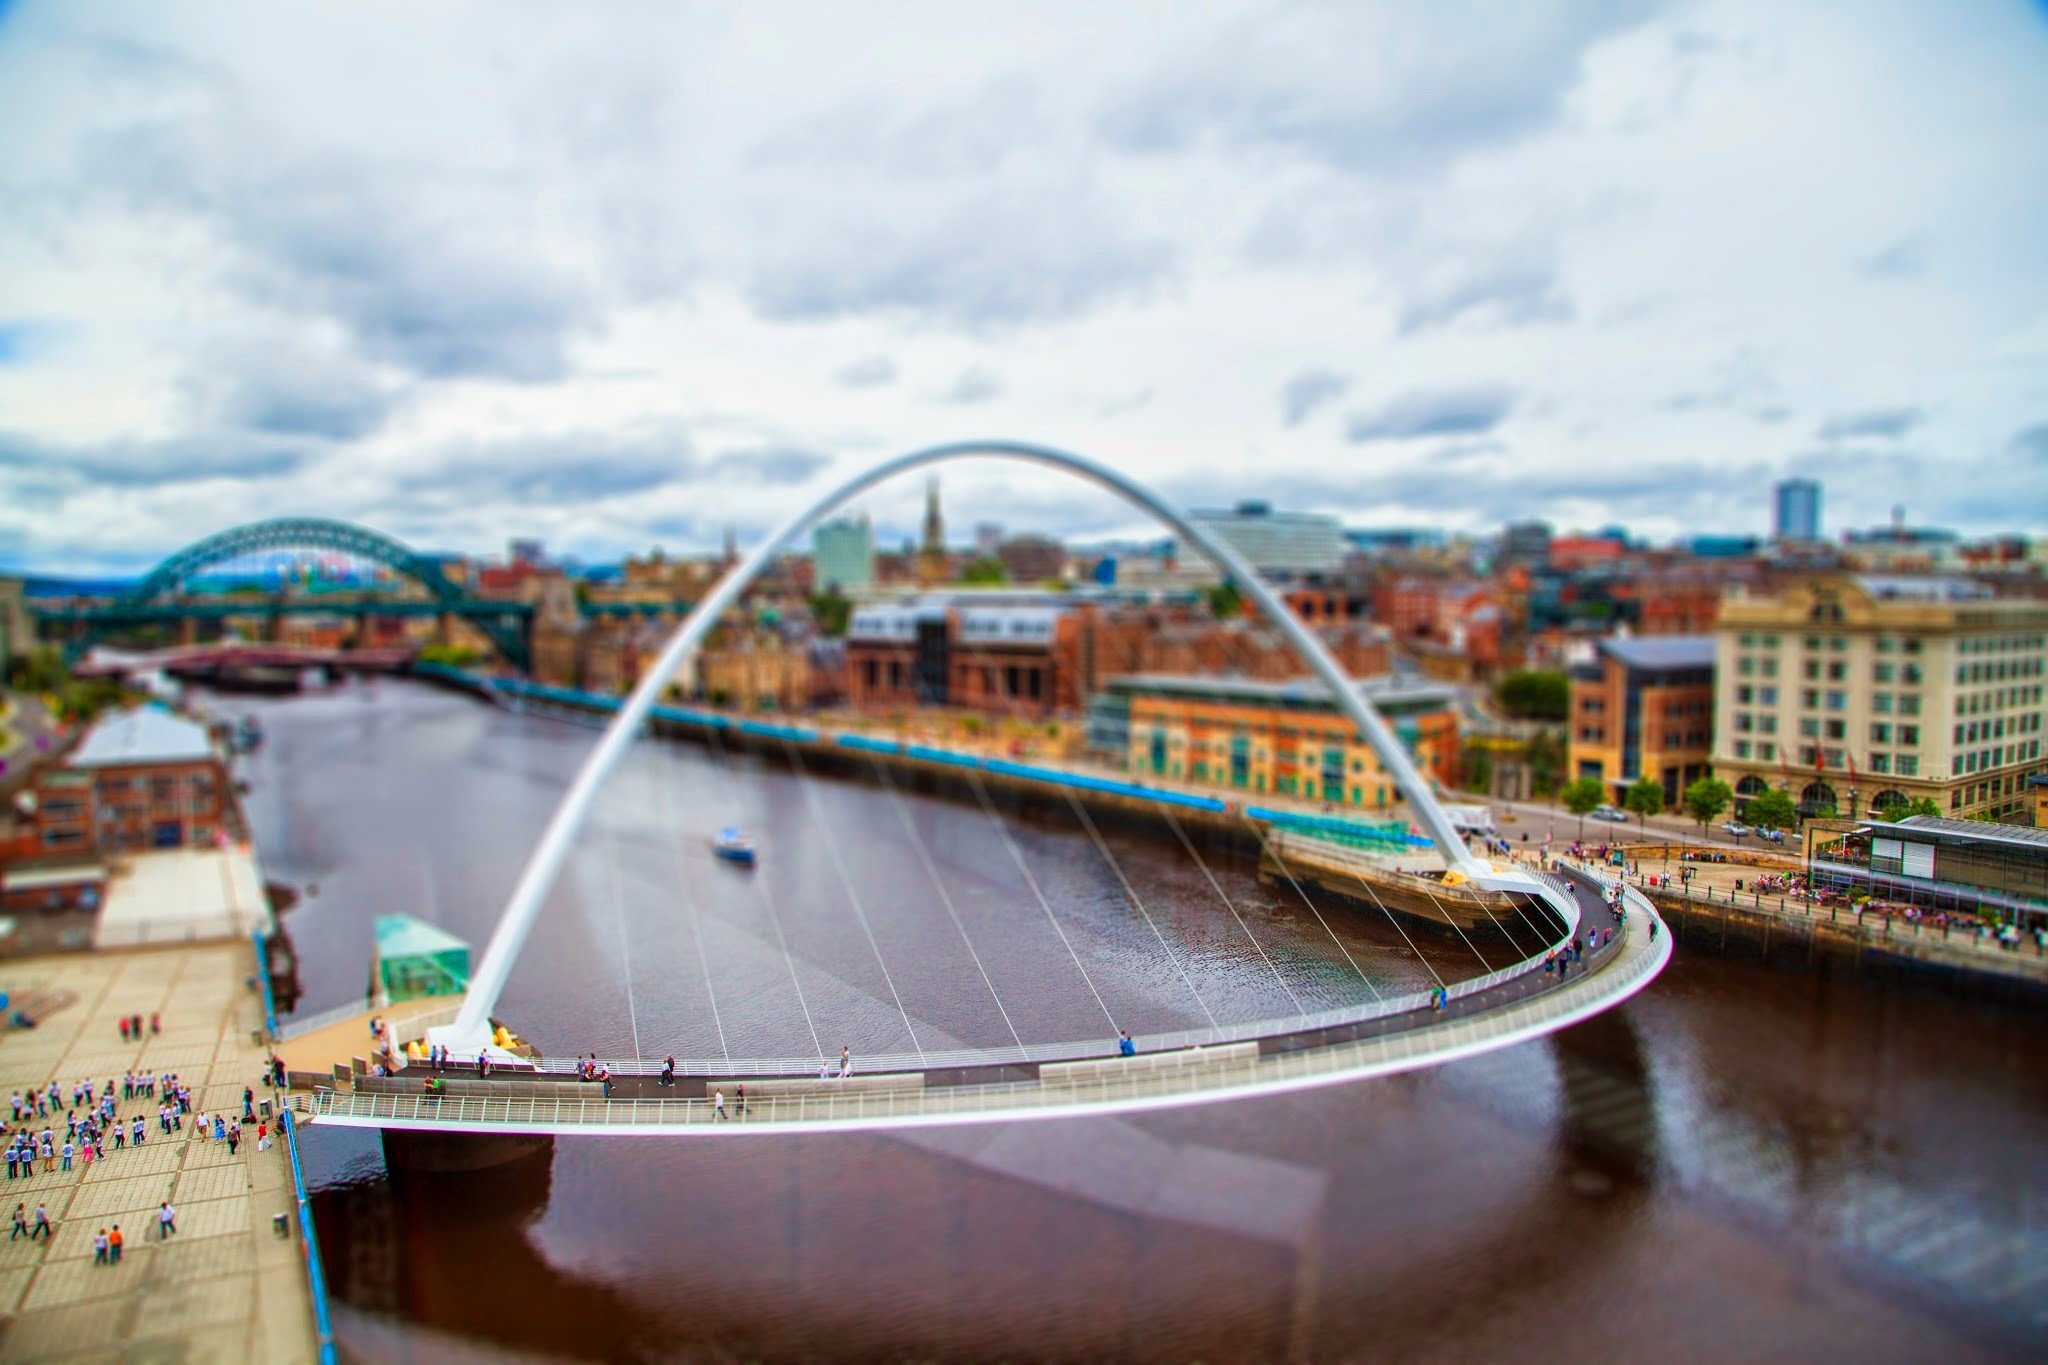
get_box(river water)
[233,679,2045,1361]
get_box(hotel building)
[1712,575,2048,822]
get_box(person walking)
[149,1013,160,1036]
[660,1056,675,1088]
[108,1224,123,1264]
[713,1088,728,1121]
[10,1204,25,1239]
[226,1123,240,1157]
[94,1228,109,1265]
[242,1087,255,1122]
[119,1018,131,1044]
[599,1067,613,1100]
[157,1201,176,1239]
[733,1083,747,1117]
[1118,1030,1135,1057]
[31,1203,51,1240]
[60,1139,73,1174]
[838,1046,852,1079]
[256,1121,269,1152]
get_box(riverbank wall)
[1639,880,2048,998]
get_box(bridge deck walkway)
[295,865,1664,1135]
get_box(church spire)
[918,475,946,586]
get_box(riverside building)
[1567,635,1717,806]
[1713,575,2048,822]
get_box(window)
[1870,753,1891,774]
[1824,718,1845,740]
[1803,659,1821,680]
[1896,755,1917,777]
[1898,724,1918,746]
[1871,722,1892,743]
[1762,658,1779,678]
[1825,690,1847,711]
[1827,661,1847,681]
[1873,692,1893,714]
[1738,656,1755,676]
[1899,694,1921,716]
[1873,662,1894,683]
[1734,740,1751,758]
[1801,688,1819,708]
[1735,684,1754,704]
[1760,715,1778,734]
[1760,686,1778,705]
[1799,717,1820,738]
[1758,742,1776,761]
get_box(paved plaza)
[0,940,315,1361]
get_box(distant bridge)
[27,516,690,671]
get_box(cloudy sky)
[2,0,2045,576]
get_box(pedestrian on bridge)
[660,1056,675,1088]
[1119,1030,1136,1057]
[838,1046,852,1079]
[734,1083,747,1117]
[599,1067,613,1099]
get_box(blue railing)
[1246,805,1433,849]
[281,1111,338,1365]
[251,930,281,1040]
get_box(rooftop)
[1852,574,1990,602]
[67,704,214,768]
[1107,672,1455,710]
[375,912,471,959]
[1880,815,2048,853]
[1598,634,1717,671]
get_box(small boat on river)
[713,828,757,866]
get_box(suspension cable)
[604,819,644,1059]
[1160,806,1302,1012]
[1062,789,1219,1029]
[777,736,926,1063]
[966,767,1120,1032]
[1231,814,1384,1003]
[647,747,731,1068]
[1264,826,1447,990]
[704,722,825,1063]
[866,756,1024,1052]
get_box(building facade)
[813,516,875,594]
[1189,502,1347,578]
[1568,635,1717,804]
[1773,478,1822,543]
[0,576,28,681]
[5,707,234,862]
[1111,674,1460,807]
[1713,575,2048,822]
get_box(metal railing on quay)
[275,996,385,1042]
[1628,873,2046,964]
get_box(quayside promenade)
[0,938,317,1361]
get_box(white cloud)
[1,0,2046,575]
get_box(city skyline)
[3,1,2047,576]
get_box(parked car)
[1722,821,1752,837]
[1591,805,1629,822]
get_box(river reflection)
[240,682,2044,1361]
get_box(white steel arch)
[445,441,1504,1049]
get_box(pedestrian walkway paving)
[0,940,316,1361]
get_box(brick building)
[1103,674,1461,806]
[1568,635,1717,804]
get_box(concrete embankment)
[1640,883,2048,997]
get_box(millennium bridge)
[253,441,1672,1136]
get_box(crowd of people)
[3,1013,278,1262]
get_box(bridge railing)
[275,996,385,1043]
[299,907,1668,1132]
